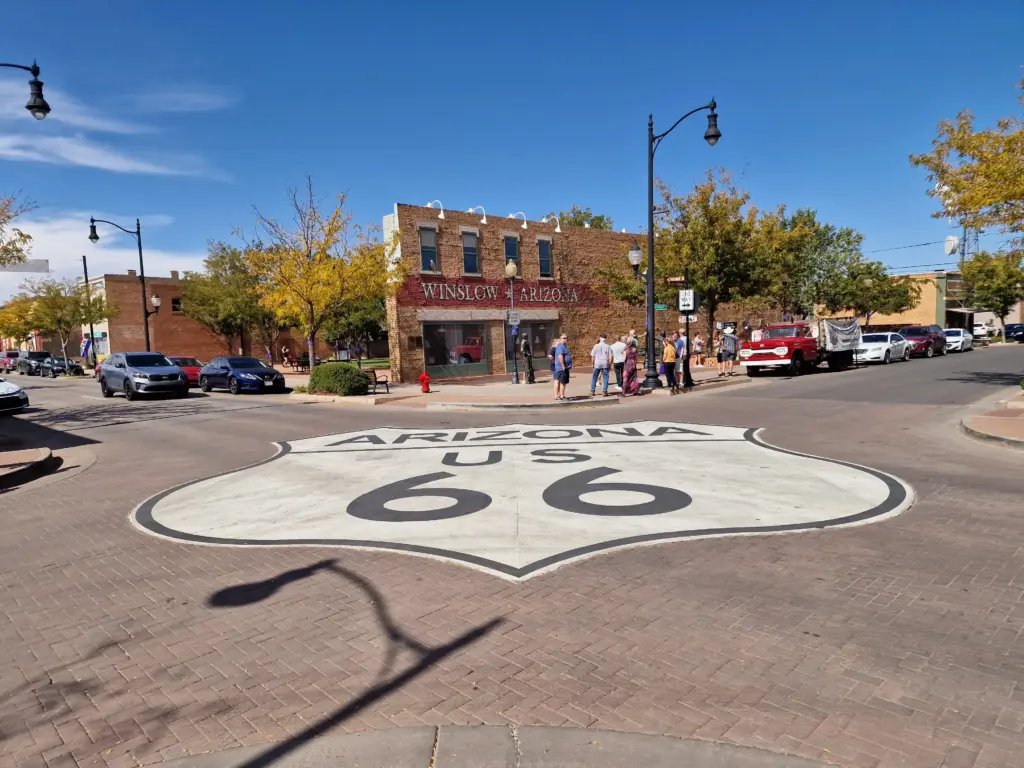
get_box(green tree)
[248,177,399,360]
[911,79,1024,246]
[822,259,921,325]
[1,194,35,267]
[0,295,37,347]
[181,242,257,352]
[546,205,615,231]
[960,250,1024,333]
[322,298,386,363]
[21,277,116,365]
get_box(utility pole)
[81,255,98,369]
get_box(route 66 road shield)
[133,422,913,580]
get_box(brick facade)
[385,204,648,383]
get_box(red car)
[167,356,204,386]
[898,325,947,358]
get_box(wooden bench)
[368,369,389,394]
[287,357,310,373]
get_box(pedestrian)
[554,333,572,400]
[621,340,641,396]
[611,334,627,390]
[674,330,688,389]
[721,327,739,377]
[627,329,638,347]
[694,334,704,367]
[714,331,723,376]
[281,344,290,363]
[589,334,613,396]
[663,334,678,393]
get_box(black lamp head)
[88,218,99,243]
[25,76,50,120]
[704,99,721,147]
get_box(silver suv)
[99,352,189,401]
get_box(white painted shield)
[133,422,913,580]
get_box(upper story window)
[171,297,183,313]
[462,232,479,274]
[503,236,519,269]
[419,227,438,272]
[538,239,553,278]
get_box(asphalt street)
[0,345,1022,768]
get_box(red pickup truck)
[739,319,861,377]
[452,337,484,364]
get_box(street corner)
[132,421,914,580]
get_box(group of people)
[546,327,740,401]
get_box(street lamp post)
[0,60,50,119]
[88,217,159,351]
[505,259,519,384]
[81,255,98,370]
[642,101,721,389]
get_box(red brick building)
[384,204,650,383]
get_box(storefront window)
[504,321,557,374]
[423,322,489,378]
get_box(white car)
[0,377,30,414]
[943,328,973,352]
[855,332,909,364]
[972,323,991,341]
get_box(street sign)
[678,289,699,312]
[506,310,520,325]
[654,304,668,311]
[679,315,699,324]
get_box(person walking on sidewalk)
[663,334,679,393]
[621,341,641,396]
[590,334,613,396]
[693,334,704,367]
[720,328,739,377]
[674,330,688,389]
[611,335,627,390]
[554,333,572,400]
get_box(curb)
[155,725,834,768]
[960,419,1024,451]
[427,397,619,412]
[0,447,58,490]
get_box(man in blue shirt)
[554,333,572,401]
[674,331,687,388]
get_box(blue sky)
[1,0,1020,297]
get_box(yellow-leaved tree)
[910,79,1024,245]
[247,178,401,361]
[1,194,35,267]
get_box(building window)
[504,321,557,375]
[171,297,183,313]
[503,236,519,269]
[462,232,479,274]
[422,322,488,379]
[419,227,438,272]
[538,239,553,278]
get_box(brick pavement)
[1,369,1023,768]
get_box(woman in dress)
[621,342,641,396]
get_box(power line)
[867,240,943,254]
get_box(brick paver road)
[2,348,1023,768]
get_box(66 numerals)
[347,449,691,522]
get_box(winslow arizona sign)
[134,422,914,580]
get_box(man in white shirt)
[589,334,613,396]
[610,335,627,390]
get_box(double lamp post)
[629,100,721,390]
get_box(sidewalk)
[287,364,746,409]
[961,387,1024,448]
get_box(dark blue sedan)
[198,356,286,394]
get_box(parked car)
[898,325,946,358]
[1003,323,1024,342]
[855,333,909,364]
[943,328,973,353]
[16,350,52,375]
[1,351,20,372]
[98,352,189,400]
[739,319,860,377]
[0,377,29,414]
[199,356,286,394]
[972,323,991,343]
[40,356,85,377]
[166,356,204,387]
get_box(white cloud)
[0,78,146,134]
[131,86,240,113]
[0,133,223,177]
[0,212,206,301]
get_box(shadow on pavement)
[0,415,98,450]
[939,371,1023,387]
[208,558,504,768]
